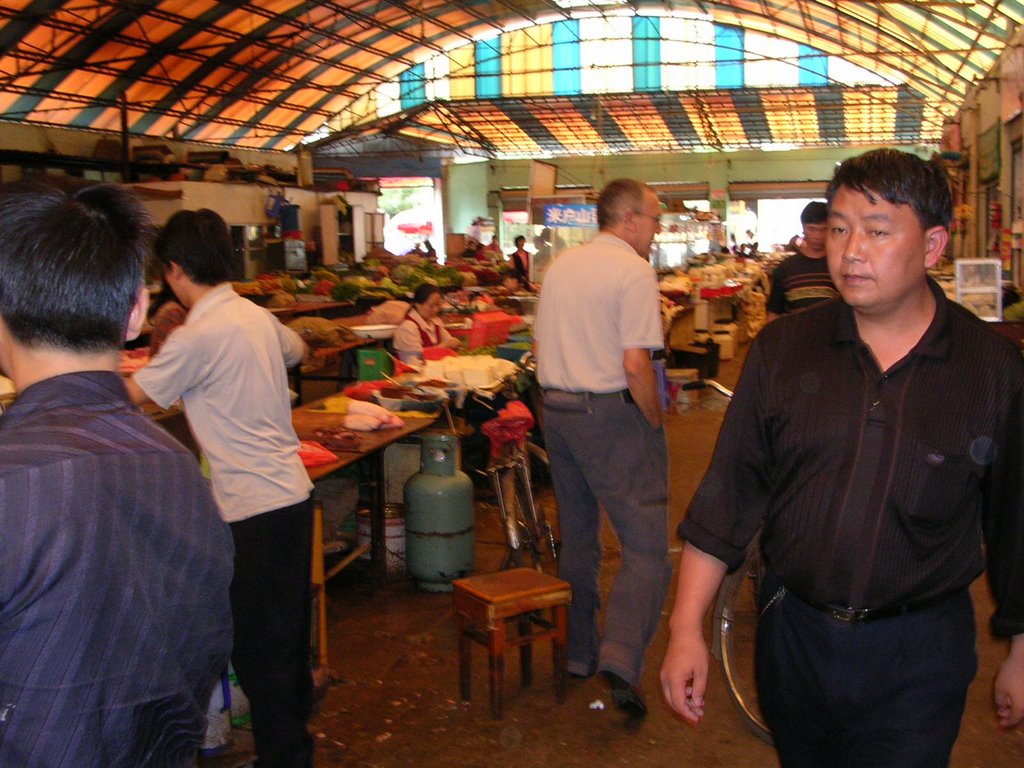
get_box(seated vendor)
[393,283,461,365]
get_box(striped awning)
[0,1,1019,157]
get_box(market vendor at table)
[126,208,315,768]
[393,283,461,365]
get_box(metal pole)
[120,94,130,182]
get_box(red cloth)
[699,284,743,299]
[392,357,419,374]
[297,440,338,467]
[423,347,457,361]
[342,381,388,400]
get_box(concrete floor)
[203,345,1024,767]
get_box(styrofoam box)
[422,360,447,380]
[693,300,710,333]
[713,330,735,360]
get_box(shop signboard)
[979,123,1001,183]
[543,203,597,228]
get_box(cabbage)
[1004,301,1024,321]
[331,282,361,302]
[343,276,374,289]
[391,264,417,285]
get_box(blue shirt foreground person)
[0,182,233,767]
[661,149,1024,767]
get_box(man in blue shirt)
[0,181,234,767]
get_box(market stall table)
[292,399,439,583]
[289,337,375,404]
[286,314,386,404]
[269,299,357,323]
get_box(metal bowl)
[349,323,398,339]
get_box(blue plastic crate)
[496,343,532,362]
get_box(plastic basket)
[496,342,531,362]
[472,311,512,347]
[357,348,393,381]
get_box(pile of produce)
[234,259,476,306]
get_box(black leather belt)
[790,587,964,624]
[543,388,634,404]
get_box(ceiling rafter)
[0,1,1016,154]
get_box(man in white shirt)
[535,179,670,718]
[127,209,315,768]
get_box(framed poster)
[978,123,1001,183]
[955,258,1002,321]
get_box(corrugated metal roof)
[0,1,1018,158]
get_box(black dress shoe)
[602,671,647,717]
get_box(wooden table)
[270,300,357,323]
[292,399,438,579]
[289,337,374,404]
[286,314,381,404]
[294,399,438,666]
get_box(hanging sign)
[544,204,597,228]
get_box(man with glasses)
[766,201,837,321]
[535,179,670,718]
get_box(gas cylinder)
[404,433,474,592]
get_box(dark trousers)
[756,581,977,768]
[230,497,315,768]
[543,393,671,684]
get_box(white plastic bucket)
[356,505,406,580]
[714,330,735,360]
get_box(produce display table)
[293,399,438,664]
[287,314,381,404]
[289,337,374,404]
[269,300,356,323]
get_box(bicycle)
[681,379,772,744]
[472,352,558,573]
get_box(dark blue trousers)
[756,582,976,768]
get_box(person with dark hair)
[662,149,1024,766]
[0,183,233,766]
[765,200,837,321]
[392,282,460,365]
[509,234,530,282]
[535,178,670,718]
[147,280,187,356]
[126,208,315,768]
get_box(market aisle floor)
[203,344,1024,767]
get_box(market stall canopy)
[1,1,1020,158]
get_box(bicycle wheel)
[714,541,773,744]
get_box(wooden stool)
[452,568,571,719]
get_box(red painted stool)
[452,568,571,719]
